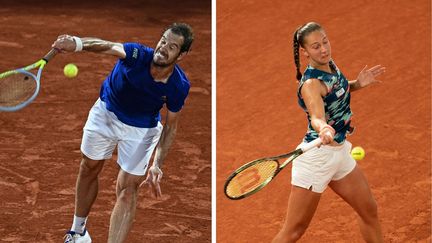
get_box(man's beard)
[152,59,173,68]
[152,52,180,68]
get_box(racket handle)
[42,48,59,63]
[300,137,322,152]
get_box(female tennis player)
[272,22,385,243]
[52,23,194,243]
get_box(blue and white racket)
[0,48,58,112]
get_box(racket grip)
[42,48,59,62]
[301,137,322,152]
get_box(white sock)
[71,215,87,234]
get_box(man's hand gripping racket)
[224,137,323,200]
[0,49,58,111]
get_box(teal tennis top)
[297,60,353,143]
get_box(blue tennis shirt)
[100,43,190,128]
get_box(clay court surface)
[217,0,430,242]
[0,0,210,242]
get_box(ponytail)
[292,22,323,82]
[293,28,302,81]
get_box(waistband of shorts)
[299,140,349,151]
[320,141,347,151]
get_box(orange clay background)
[0,0,210,242]
[217,0,430,242]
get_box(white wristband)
[72,36,83,52]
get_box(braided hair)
[293,22,323,81]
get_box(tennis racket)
[0,48,58,112]
[224,137,322,200]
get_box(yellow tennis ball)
[351,146,365,160]
[64,63,78,78]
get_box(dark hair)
[165,23,194,53]
[293,22,323,81]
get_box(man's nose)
[160,43,168,50]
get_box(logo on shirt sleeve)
[132,48,138,59]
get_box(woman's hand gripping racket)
[224,137,322,200]
[0,48,58,111]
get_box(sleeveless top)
[297,60,353,143]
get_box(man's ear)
[176,51,188,62]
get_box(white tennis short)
[81,99,162,176]
[291,140,356,193]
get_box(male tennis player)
[52,23,193,243]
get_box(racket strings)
[225,160,279,198]
[0,72,36,107]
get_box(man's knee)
[117,186,139,204]
[79,154,105,178]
